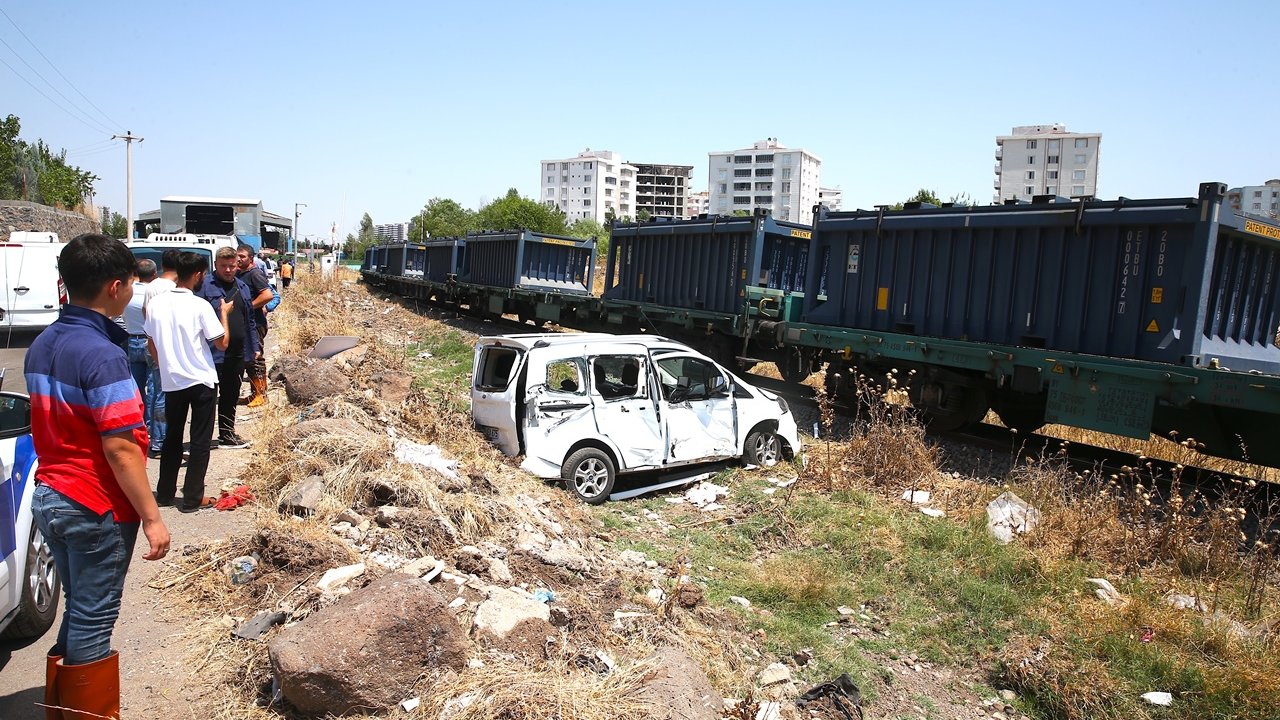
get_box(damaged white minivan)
[471,333,800,504]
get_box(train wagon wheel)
[993,396,1047,435]
[918,384,989,433]
[779,349,814,384]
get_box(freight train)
[361,182,1280,469]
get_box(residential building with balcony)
[994,124,1101,204]
[818,186,843,211]
[707,138,822,224]
[1227,179,1280,218]
[540,149,635,224]
[373,222,408,243]
[686,190,709,218]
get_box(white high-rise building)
[1227,179,1280,218]
[686,190,710,218]
[994,124,1101,204]
[540,149,636,224]
[374,222,408,243]
[818,187,843,211]
[707,139,822,224]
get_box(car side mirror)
[0,392,32,439]
[709,375,730,398]
[669,376,690,403]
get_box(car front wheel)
[562,448,617,505]
[1,525,60,640]
[745,430,782,467]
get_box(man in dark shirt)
[196,246,258,449]
[236,244,273,408]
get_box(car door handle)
[539,402,589,411]
[14,286,29,294]
[620,406,630,412]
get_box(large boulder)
[277,358,353,405]
[269,574,469,716]
[628,646,723,720]
[369,369,414,407]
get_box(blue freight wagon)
[425,238,466,284]
[461,230,596,295]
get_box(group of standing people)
[23,234,280,719]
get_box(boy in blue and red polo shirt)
[25,233,171,720]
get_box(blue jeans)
[32,484,139,664]
[127,337,166,451]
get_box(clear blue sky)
[3,0,1277,240]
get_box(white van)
[1,232,66,330]
[471,333,800,504]
[125,233,236,272]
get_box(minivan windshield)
[128,246,213,269]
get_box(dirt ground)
[0,384,261,719]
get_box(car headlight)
[775,395,790,415]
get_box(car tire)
[0,525,60,641]
[562,448,616,505]
[745,429,782,468]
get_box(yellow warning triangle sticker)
[1146,319,1160,332]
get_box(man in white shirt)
[144,251,232,512]
[125,259,164,457]
[143,248,179,312]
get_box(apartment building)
[373,222,408,243]
[707,138,822,224]
[632,163,693,219]
[1227,179,1280,218]
[994,124,1101,204]
[686,190,710,218]
[540,149,635,224]
[818,186,843,211]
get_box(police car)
[0,369,59,640]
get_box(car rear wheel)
[1,525,60,640]
[562,448,616,505]
[745,430,782,468]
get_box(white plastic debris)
[441,692,478,720]
[729,596,752,608]
[1141,691,1173,706]
[986,491,1041,544]
[400,697,421,712]
[919,507,946,518]
[685,481,730,508]
[902,489,931,504]
[393,439,461,480]
[762,488,777,495]
[1166,592,1206,612]
[755,700,783,720]
[836,605,856,616]
[448,597,467,609]
[1087,578,1128,607]
[646,588,665,604]
[417,351,433,359]
[315,563,366,592]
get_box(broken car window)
[655,356,723,401]
[476,347,521,391]
[546,359,586,395]
[591,355,644,400]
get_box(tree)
[636,209,652,223]
[344,212,380,257]
[890,189,943,211]
[474,188,568,234]
[567,217,609,259]
[99,206,128,238]
[0,115,96,208]
[409,197,475,241]
[730,209,751,217]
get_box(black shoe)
[147,448,163,459]
[218,433,250,450]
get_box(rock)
[269,574,469,715]
[675,583,704,608]
[1141,691,1173,706]
[400,697,420,712]
[549,607,572,627]
[986,491,1041,544]
[530,540,591,572]
[268,355,310,383]
[901,489,930,504]
[628,646,723,720]
[1165,592,1207,612]
[998,689,1018,702]
[758,662,792,686]
[401,555,443,578]
[281,359,353,405]
[729,596,752,609]
[836,605,856,616]
[369,369,414,407]
[285,418,368,445]
[919,507,946,518]
[646,588,666,605]
[619,549,648,566]
[335,508,363,525]
[1087,578,1128,607]
[375,506,404,527]
[281,477,325,516]
[487,557,513,583]
[792,648,814,666]
[473,587,552,638]
[316,563,366,592]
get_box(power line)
[0,7,123,132]
[0,53,113,135]
[0,35,114,134]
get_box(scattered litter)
[1166,592,1206,612]
[1141,691,1173,706]
[226,555,259,585]
[701,502,725,512]
[1140,626,1155,643]
[836,605,856,616]
[729,596,752,609]
[796,673,863,720]
[792,648,814,666]
[448,597,467,609]
[646,587,665,604]
[743,464,759,471]
[986,491,1041,544]
[393,439,461,480]
[919,507,946,518]
[664,496,686,504]
[416,351,433,360]
[400,697,421,712]
[767,477,797,488]
[595,651,616,670]
[755,701,783,720]
[215,485,255,511]
[685,481,729,508]
[1087,578,1128,607]
[232,610,287,641]
[901,489,931,504]
[466,658,484,668]
[316,563,366,592]
[308,335,361,359]
[762,488,777,495]
[533,588,556,604]
[441,692,478,720]
[619,550,647,566]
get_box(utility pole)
[293,202,307,257]
[111,131,143,237]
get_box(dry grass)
[414,658,653,720]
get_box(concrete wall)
[0,200,98,241]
